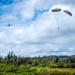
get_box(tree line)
[0,52,75,68]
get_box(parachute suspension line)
[52,12,61,29]
[51,8,61,29]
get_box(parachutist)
[58,27,60,29]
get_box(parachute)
[51,8,72,16]
[51,8,61,12]
[51,8,73,29]
[63,10,72,16]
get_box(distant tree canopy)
[0,52,75,68]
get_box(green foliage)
[0,64,6,72]
[0,52,75,68]
[0,63,75,75]
[5,64,18,72]
[16,64,37,75]
[0,52,75,75]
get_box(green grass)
[31,66,75,72]
[0,64,75,75]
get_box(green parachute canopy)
[51,8,72,16]
[52,8,61,12]
[63,10,72,16]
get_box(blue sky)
[0,0,75,57]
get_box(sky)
[0,0,75,57]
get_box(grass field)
[32,67,75,72]
[0,64,75,75]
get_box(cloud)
[55,0,75,5]
[0,0,75,56]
